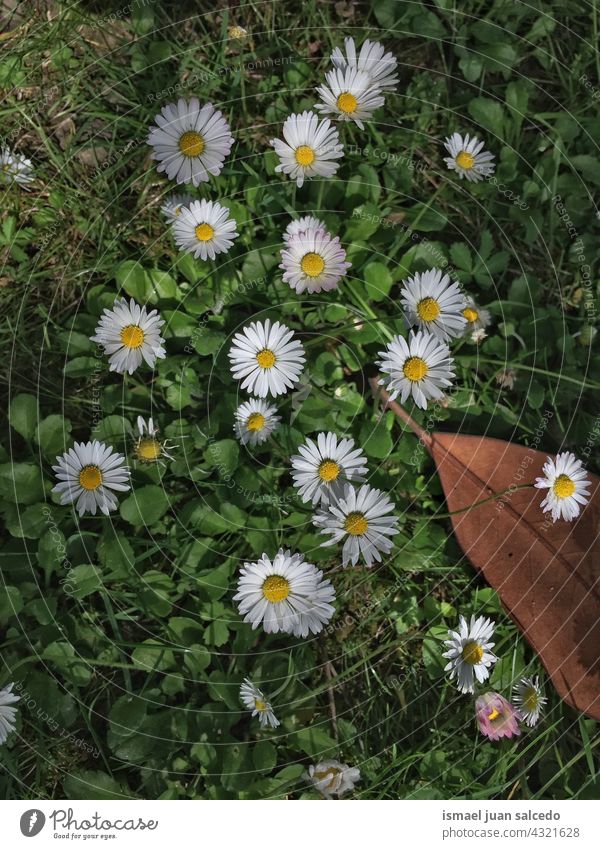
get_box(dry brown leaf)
[372,380,600,721]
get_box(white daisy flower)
[280,227,351,294]
[0,146,34,187]
[234,549,336,638]
[239,679,280,729]
[52,440,130,517]
[160,193,193,222]
[306,759,361,799]
[442,614,497,694]
[91,297,166,375]
[443,132,495,183]
[147,99,234,187]
[0,682,20,745]
[234,398,281,446]
[462,298,491,334]
[134,416,174,463]
[270,110,344,188]
[315,66,384,130]
[534,452,591,522]
[377,330,455,410]
[512,676,547,728]
[331,37,398,91]
[172,198,238,261]
[400,268,467,340]
[291,432,368,506]
[314,484,399,568]
[283,215,327,243]
[228,319,306,398]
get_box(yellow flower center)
[256,348,276,369]
[255,698,267,711]
[295,145,315,166]
[136,437,162,462]
[178,130,205,158]
[523,687,539,712]
[417,297,441,322]
[314,767,340,788]
[228,25,247,39]
[402,356,428,382]
[487,707,501,721]
[300,252,325,277]
[262,575,291,603]
[553,474,575,499]
[195,223,215,242]
[462,641,483,665]
[318,459,340,482]
[120,325,145,349]
[456,150,475,169]
[463,307,479,323]
[344,511,368,536]
[79,464,103,491]
[246,412,266,432]
[337,92,358,114]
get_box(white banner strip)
[0,799,597,847]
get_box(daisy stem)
[424,484,536,519]
[340,281,395,341]
[458,357,600,391]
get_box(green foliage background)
[0,0,598,799]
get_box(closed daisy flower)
[0,146,34,186]
[52,440,130,517]
[134,416,174,463]
[234,398,281,446]
[314,483,399,567]
[442,614,497,694]
[270,111,344,188]
[147,98,234,187]
[512,676,547,727]
[280,227,351,294]
[534,452,591,522]
[476,692,521,741]
[228,319,306,398]
[239,679,280,729]
[291,432,368,506]
[306,759,361,799]
[400,268,467,340]
[161,193,193,222]
[377,330,455,410]
[443,132,495,182]
[331,37,398,91]
[172,198,238,261]
[0,682,20,745]
[462,297,491,334]
[91,297,166,375]
[315,66,384,129]
[283,215,327,243]
[234,549,336,637]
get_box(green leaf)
[9,393,38,439]
[35,414,72,456]
[66,564,103,599]
[63,771,127,800]
[0,462,45,504]
[120,485,171,526]
[253,741,277,772]
[115,260,152,301]
[467,97,505,138]
[294,726,338,758]
[204,439,239,477]
[363,261,393,302]
[360,418,393,459]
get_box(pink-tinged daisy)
[475,692,521,741]
[280,227,351,294]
